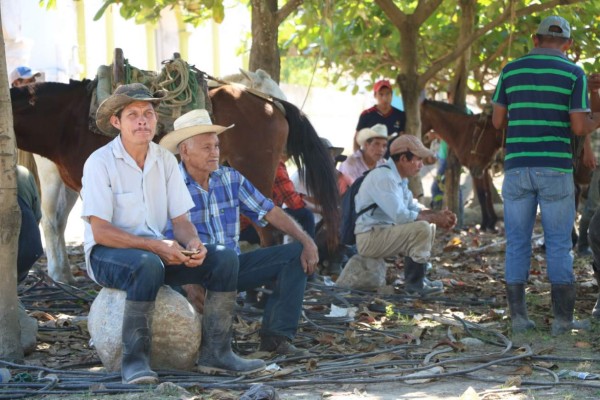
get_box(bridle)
[470,112,505,157]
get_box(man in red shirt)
[240,158,315,244]
[353,79,406,152]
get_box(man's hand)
[152,239,205,268]
[434,209,457,230]
[300,240,319,275]
[184,238,207,268]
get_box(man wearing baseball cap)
[10,66,41,87]
[492,15,600,336]
[353,79,406,152]
[353,134,456,296]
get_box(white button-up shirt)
[81,135,194,282]
[354,158,422,234]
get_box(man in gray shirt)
[354,135,456,295]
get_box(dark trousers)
[17,197,43,283]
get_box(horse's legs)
[473,171,498,231]
[34,155,78,284]
[482,171,498,231]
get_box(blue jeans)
[503,168,575,285]
[90,244,238,301]
[237,242,306,339]
[17,197,43,283]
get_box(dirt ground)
[5,184,600,399]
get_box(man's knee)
[205,245,239,285]
[133,252,165,290]
[412,221,434,241]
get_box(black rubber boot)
[592,263,600,319]
[197,291,266,375]
[404,257,443,296]
[505,284,535,333]
[121,301,159,385]
[551,284,591,336]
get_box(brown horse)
[11,79,339,247]
[420,99,504,231]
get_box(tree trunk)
[397,23,421,138]
[444,0,475,225]
[249,0,281,82]
[0,11,24,361]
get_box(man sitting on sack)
[160,109,319,357]
[354,135,457,296]
[81,84,265,384]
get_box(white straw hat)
[159,109,234,154]
[356,124,388,147]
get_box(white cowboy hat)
[356,124,388,147]
[159,109,234,154]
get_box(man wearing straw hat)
[160,109,319,357]
[81,84,265,384]
[340,123,388,183]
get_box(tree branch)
[373,0,406,27]
[420,0,586,84]
[413,0,444,26]
[275,0,304,25]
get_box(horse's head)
[420,99,503,179]
[465,114,504,178]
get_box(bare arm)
[90,214,204,267]
[582,134,597,170]
[590,73,600,112]
[264,207,318,275]
[570,112,600,136]
[492,104,508,130]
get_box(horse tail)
[279,99,340,251]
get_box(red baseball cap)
[373,79,392,94]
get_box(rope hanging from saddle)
[150,58,200,112]
[90,56,212,138]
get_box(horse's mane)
[423,99,471,115]
[11,79,96,99]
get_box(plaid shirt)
[273,160,305,210]
[165,164,274,254]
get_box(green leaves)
[89,0,225,24]
[280,0,600,103]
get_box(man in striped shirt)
[492,16,600,336]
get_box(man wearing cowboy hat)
[340,123,388,184]
[354,135,456,296]
[160,109,319,357]
[81,84,265,384]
